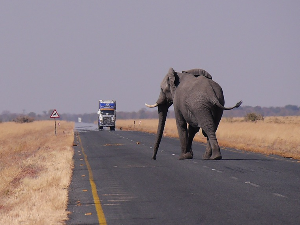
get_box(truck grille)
[103,117,113,125]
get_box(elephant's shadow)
[214,158,271,161]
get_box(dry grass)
[116,116,300,160]
[0,120,74,224]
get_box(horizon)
[1,104,300,115]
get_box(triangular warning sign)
[50,109,60,118]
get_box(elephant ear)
[167,68,176,98]
[182,69,212,79]
[159,68,177,100]
[160,68,173,92]
[161,67,175,88]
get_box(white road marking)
[211,168,223,173]
[103,204,120,206]
[273,193,286,198]
[245,181,260,187]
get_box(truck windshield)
[101,110,114,115]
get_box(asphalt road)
[67,123,300,225]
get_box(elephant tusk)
[145,103,158,108]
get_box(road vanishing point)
[67,123,300,225]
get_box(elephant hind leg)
[200,121,222,160]
[202,135,221,160]
[210,140,222,160]
[202,137,212,160]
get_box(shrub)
[13,116,35,123]
[244,113,264,122]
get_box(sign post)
[50,109,60,135]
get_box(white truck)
[97,100,116,131]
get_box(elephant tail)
[208,79,242,110]
[214,100,242,110]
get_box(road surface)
[67,123,300,225]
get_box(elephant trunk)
[152,105,168,160]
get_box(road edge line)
[78,133,107,225]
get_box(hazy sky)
[1,1,299,114]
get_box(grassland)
[116,116,300,160]
[0,121,74,224]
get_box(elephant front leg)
[186,125,199,158]
[175,118,192,160]
[178,127,192,160]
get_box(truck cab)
[97,100,116,131]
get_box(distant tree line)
[0,110,97,123]
[222,105,300,117]
[117,108,175,119]
[1,105,300,123]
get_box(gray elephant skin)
[146,68,242,160]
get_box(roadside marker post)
[50,109,60,135]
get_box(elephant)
[145,68,242,160]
